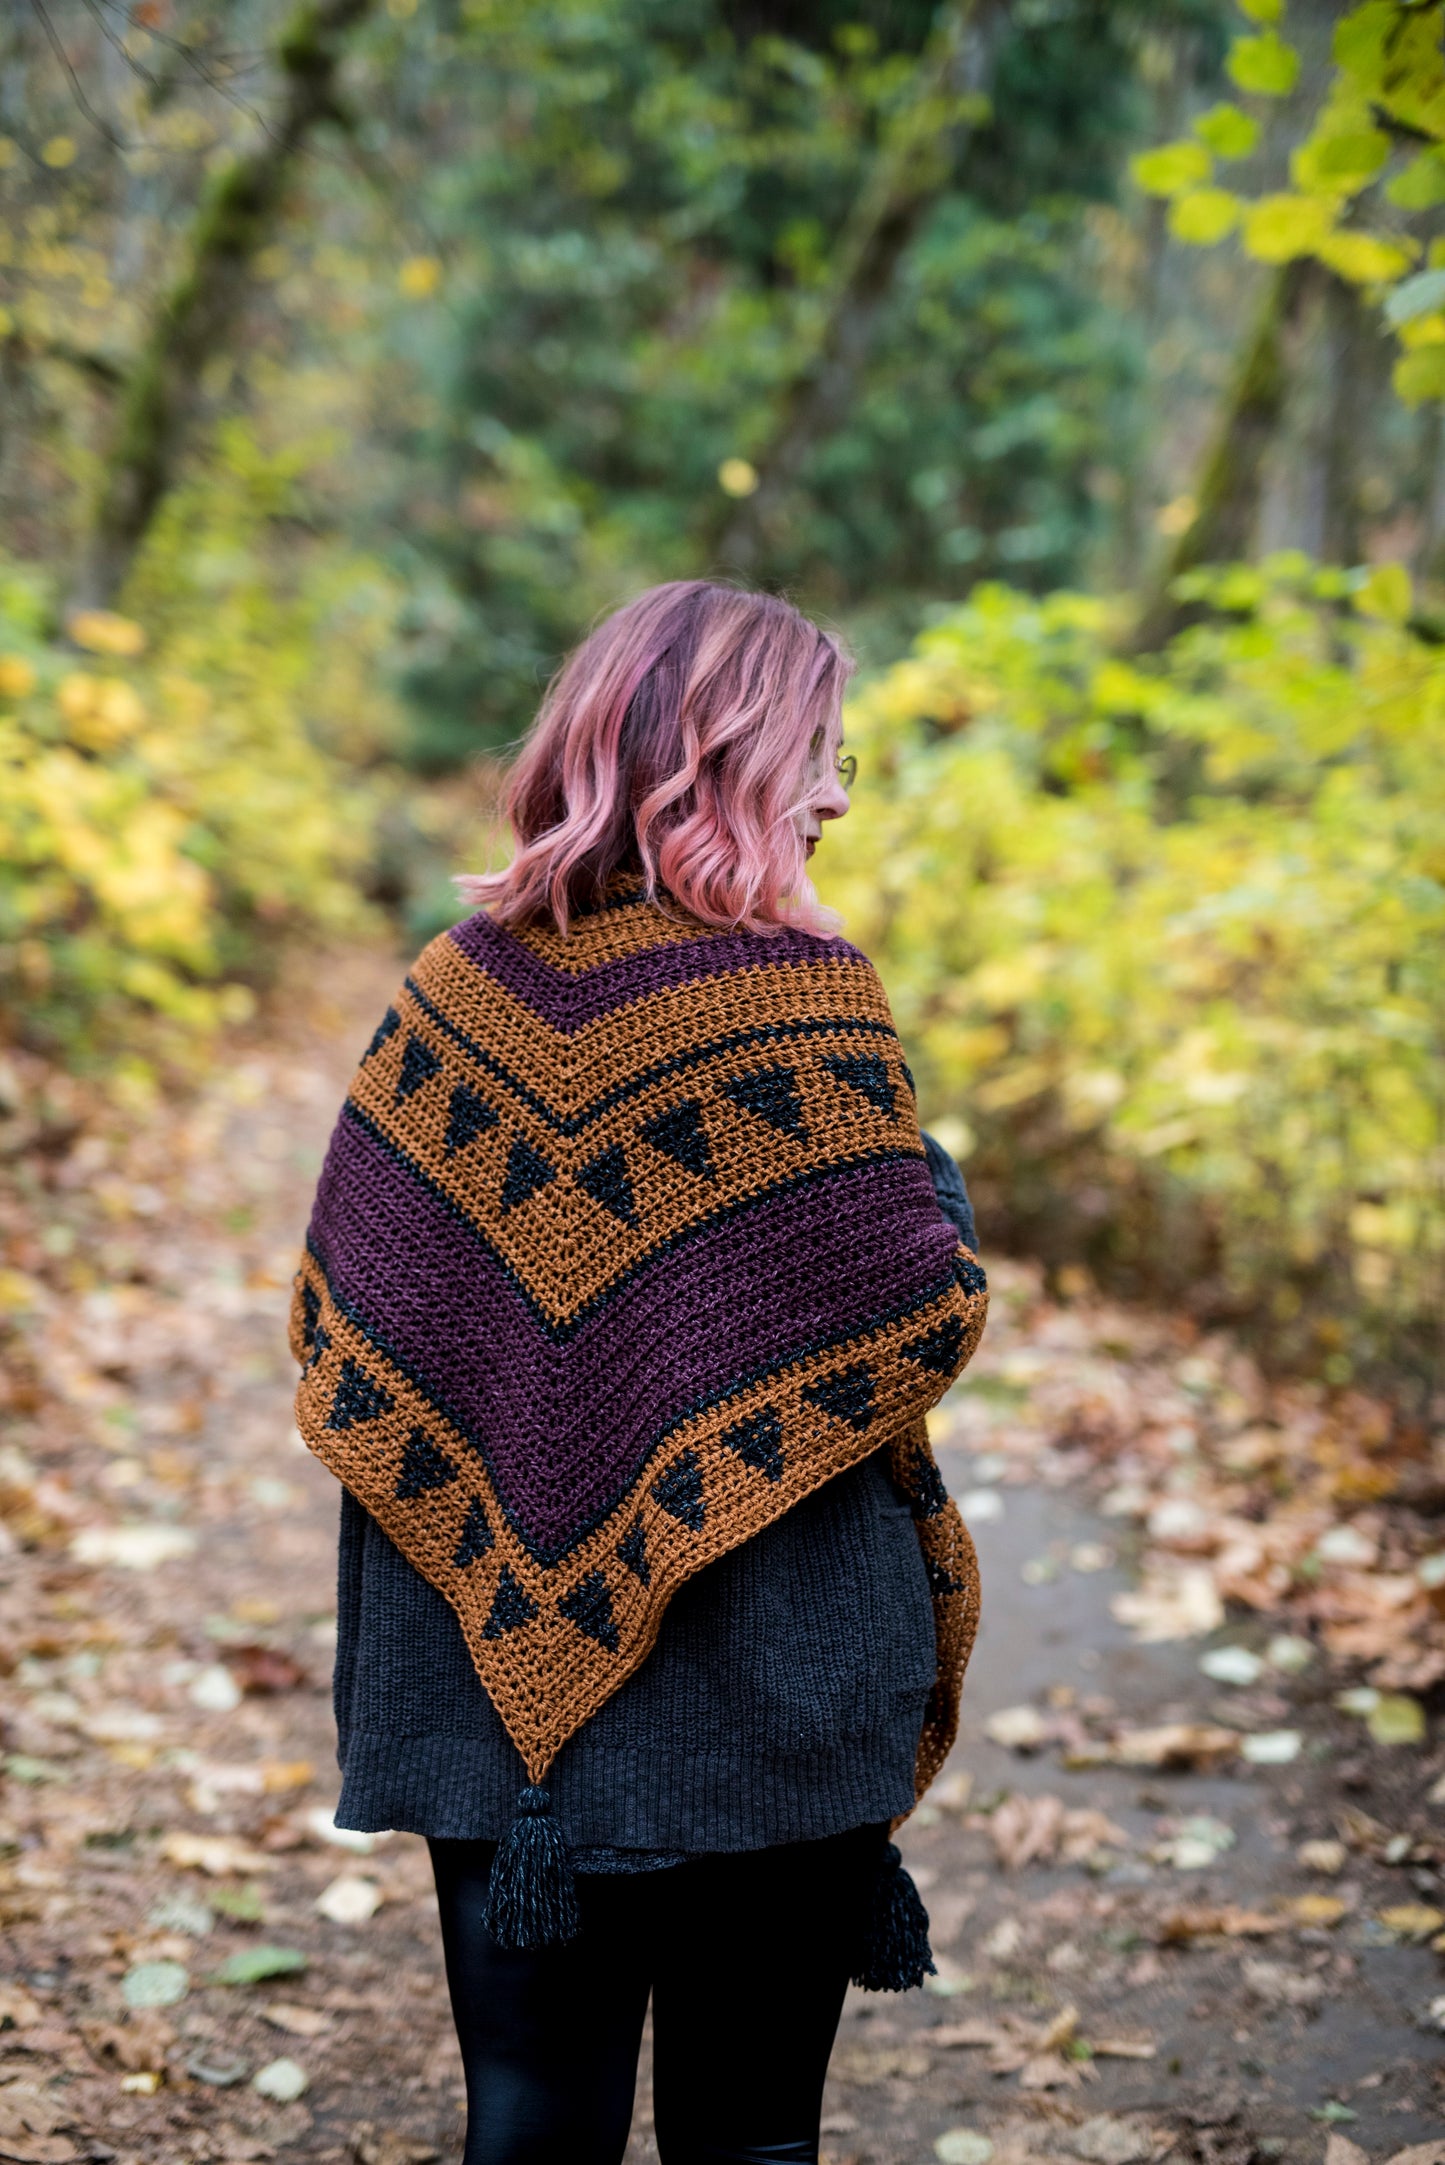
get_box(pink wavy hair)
[460,580,853,936]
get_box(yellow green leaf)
[1298,125,1390,193]
[1131,142,1213,198]
[1393,344,1445,406]
[1354,563,1412,624]
[1387,148,1445,212]
[1242,193,1335,262]
[1236,0,1282,20]
[1227,30,1301,96]
[1170,188,1242,245]
[1193,103,1261,160]
[1316,230,1416,285]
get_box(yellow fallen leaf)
[1379,1903,1445,1941]
[1280,1894,1347,1928]
[159,1831,275,1877]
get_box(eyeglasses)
[836,752,857,789]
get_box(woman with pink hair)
[293,580,986,2163]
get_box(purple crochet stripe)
[446,910,864,1035]
[307,1109,954,1559]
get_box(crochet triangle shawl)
[290,888,987,1801]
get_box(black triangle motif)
[395,1032,442,1104]
[925,1552,963,1598]
[801,1363,875,1433]
[822,1052,896,1119]
[558,1570,619,1653]
[721,1064,807,1141]
[576,1144,637,1226]
[499,1135,556,1215]
[326,1357,395,1431]
[617,1516,651,1586]
[453,1497,494,1567]
[720,1405,784,1483]
[364,1006,400,1061]
[903,1315,964,1375]
[300,1283,321,1352]
[955,1253,987,1299]
[903,1442,949,1521]
[307,1324,332,1370]
[482,1565,538,1638]
[640,1099,713,1179]
[445,1082,498,1155]
[651,1449,705,1532]
[394,1425,458,1500]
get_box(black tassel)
[483,1786,581,1950]
[851,1841,936,1992]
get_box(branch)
[707,0,997,578]
[68,0,375,612]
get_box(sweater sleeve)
[920,1128,977,1255]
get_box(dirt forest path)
[1,950,1443,2165]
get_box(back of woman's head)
[461,580,852,936]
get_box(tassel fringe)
[483,1786,581,1950]
[851,1840,935,1993]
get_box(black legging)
[429,1822,888,2165]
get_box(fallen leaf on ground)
[262,2003,334,2038]
[1110,1723,1239,1770]
[0,1987,43,2030]
[1383,2146,1445,2165]
[1242,1958,1327,2007]
[225,1644,308,1694]
[252,2056,308,2102]
[1297,1839,1347,1874]
[936,2135,995,2165]
[315,1874,382,1925]
[1017,2050,1084,2090]
[1089,2036,1156,2059]
[1377,1903,1445,1940]
[991,1792,1065,1868]
[1111,1568,1223,1642]
[1157,1905,1282,1942]
[1280,1894,1347,1928]
[831,2043,931,2083]
[210,1946,308,1987]
[1324,2137,1370,2165]
[120,1960,187,2010]
[159,1831,275,1877]
[69,1524,196,1571]
[1069,2115,1162,2165]
[349,2127,442,2165]
[984,1705,1050,1752]
[931,2021,1013,2049]
[1240,1729,1302,1764]
[1368,1693,1426,1745]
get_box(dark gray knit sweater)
[332,1137,975,1859]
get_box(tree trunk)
[1130,256,1315,653]
[68,0,373,614]
[708,0,995,579]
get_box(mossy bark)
[1130,257,1315,654]
[708,0,994,580]
[69,0,373,613]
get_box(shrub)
[819,561,1445,1392]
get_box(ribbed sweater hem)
[334,1717,925,1848]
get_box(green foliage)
[1131,2,1445,404]
[818,562,1445,1386]
[388,0,1165,766]
[0,439,395,1068]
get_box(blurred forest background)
[2,0,1443,1399]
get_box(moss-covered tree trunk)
[1130,257,1315,653]
[68,0,373,614]
[707,0,994,580]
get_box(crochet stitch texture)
[290,886,988,1792]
